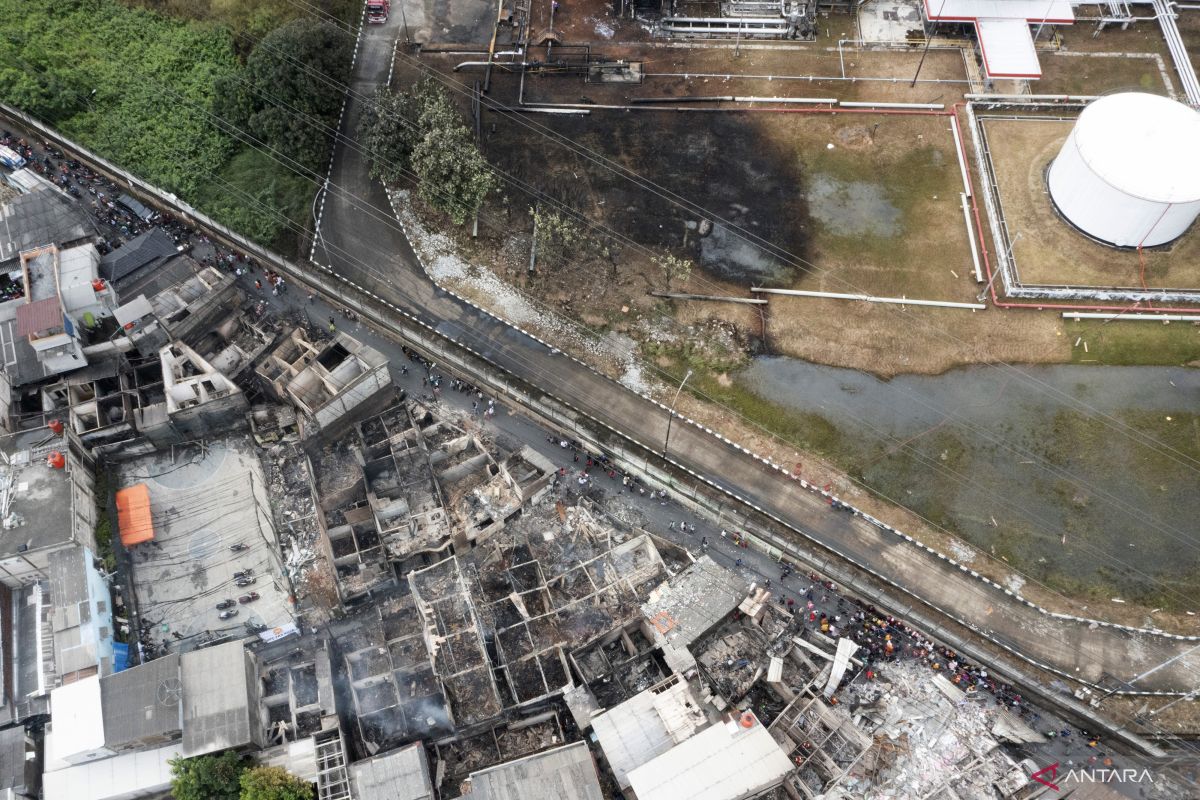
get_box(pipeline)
[1063,312,1200,321]
[964,93,1097,102]
[840,100,945,110]
[455,61,531,71]
[632,95,840,105]
[751,287,986,310]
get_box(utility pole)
[912,0,950,87]
[662,369,693,458]
[400,0,412,45]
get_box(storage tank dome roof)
[1071,92,1200,204]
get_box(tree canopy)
[0,0,238,197]
[240,765,315,800]
[217,17,354,170]
[359,78,496,225]
[169,751,246,800]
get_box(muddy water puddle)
[805,174,901,237]
[739,356,1200,604]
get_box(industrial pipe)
[751,287,986,310]
[1063,312,1200,321]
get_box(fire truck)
[366,0,390,23]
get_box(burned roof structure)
[336,593,453,755]
[409,556,503,729]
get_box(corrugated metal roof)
[0,189,95,263]
[626,714,793,800]
[180,640,255,756]
[101,652,182,749]
[350,742,434,800]
[100,228,177,283]
[591,678,707,790]
[0,725,31,791]
[465,742,604,800]
[15,296,62,336]
[48,546,90,607]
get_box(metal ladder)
[314,727,354,800]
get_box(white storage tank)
[1047,92,1200,248]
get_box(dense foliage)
[239,765,315,800]
[120,0,358,51]
[169,752,247,800]
[170,756,313,800]
[0,0,238,196]
[0,0,356,253]
[216,18,353,170]
[359,78,496,225]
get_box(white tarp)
[824,637,861,698]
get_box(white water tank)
[1047,93,1200,248]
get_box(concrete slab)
[123,436,293,649]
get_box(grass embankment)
[1067,321,1200,366]
[0,0,355,256]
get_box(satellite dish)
[157,677,184,707]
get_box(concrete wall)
[310,362,390,435]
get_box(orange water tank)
[47,419,64,436]
[740,712,755,728]
[91,278,107,292]
[47,451,66,469]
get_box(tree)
[657,254,694,290]
[239,765,314,800]
[217,17,354,169]
[531,207,583,268]
[357,84,426,183]
[411,119,496,226]
[169,751,246,800]
[530,206,609,271]
[357,78,494,225]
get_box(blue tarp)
[112,641,131,673]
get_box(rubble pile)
[836,661,1020,799]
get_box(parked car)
[238,592,260,604]
[216,598,235,610]
[218,609,239,620]
[233,568,253,580]
[229,543,249,552]
[235,576,256,588]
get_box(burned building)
[257,329,390,439]
[409,556,503,730]
[309,401,551,606]
[257,635,340,747]
[477,504,667,708]
[336,594,453,755]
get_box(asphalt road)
[312,13,1200,694]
